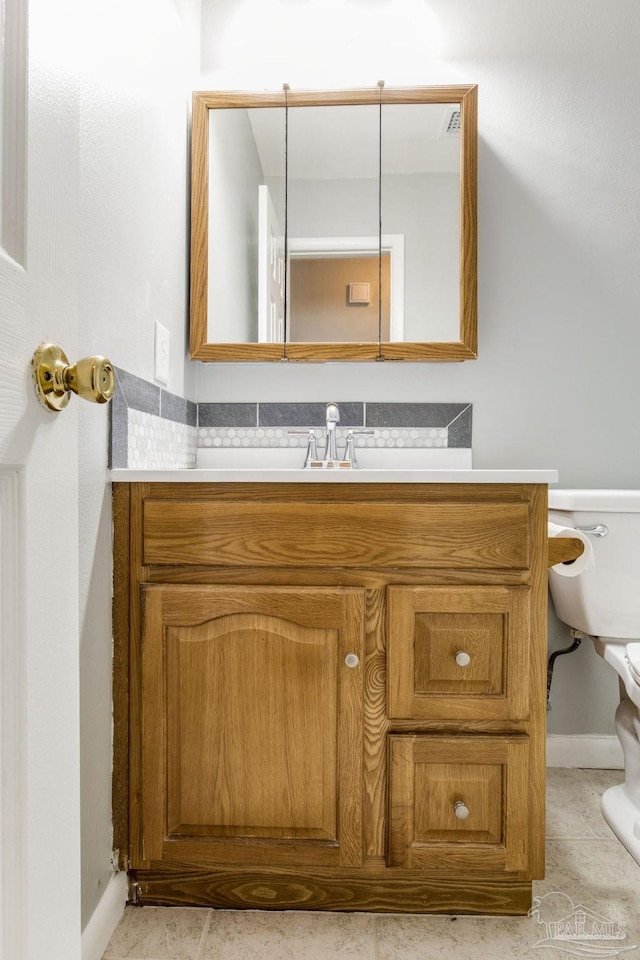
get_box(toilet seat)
[626,643,640,685]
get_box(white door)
[257,184,285,343]
[1,0,82,957]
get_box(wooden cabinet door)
[388,735,530,874]
[388,586,530,721]
[138,585,364,869]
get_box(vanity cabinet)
[113,481,548,915]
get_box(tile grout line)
[194,909,213,960]
[546,833,616,841]
[373,914,381,960]
[545,835,622,841]
[446,402,472,429]
[545,836,623,847]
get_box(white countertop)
[110,468,559,484]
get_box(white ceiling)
[248,102,460,179]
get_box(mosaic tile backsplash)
[109,368,472,469]
[110,368,197,470]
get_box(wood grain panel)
[379,342,477,361]
[139,584,364,869]
[189,92,209,359]
[146,566,529,589]
[141,588,165,862]
[129,482,150,867]
[388,735,529,873]
[548,536,584,567]
[133,481,535,505]
[414,763,502,843]
[143,500,530,569]
[363,589,388,858]
[388,586,530,720]
[460,83,478,357]
[413,612,504,695]
[112,483,131,867]
[134,864,533,915]
[528,485,548,880]
[166,615,337,838]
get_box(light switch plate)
[154,321,170,385]
[348,282,370,304]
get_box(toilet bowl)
[627,644,640,686]
[548,489,640,865]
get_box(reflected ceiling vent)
[440,108,461,137]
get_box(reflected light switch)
[348,282,370,304]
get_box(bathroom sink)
[110,448,558,484]
[195,446,473,471]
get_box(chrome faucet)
[288,403,375,469]
[324,402,340,463]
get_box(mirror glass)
[286,104,382,343]
[381,103,460,342]
[191,86,477,362]
[207,106,285,343]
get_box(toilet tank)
[548,489,640,639]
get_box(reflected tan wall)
[289,254,390,342]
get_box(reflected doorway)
[287,235,404,343]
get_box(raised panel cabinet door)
[388,735,530,874]
[387,586,530,721]
[138,585,364,869]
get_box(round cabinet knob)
[344,653,359,668]
[454,800,470,820]
[455,651,471,667]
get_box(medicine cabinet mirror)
[190,85,477,362]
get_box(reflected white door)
[257,184,285,343]
[0,0,82,957]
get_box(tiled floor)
[103,769,640,960]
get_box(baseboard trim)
[546,734,624,769]
[81,871,127,960]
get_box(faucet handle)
[288,429,319,468]
[343,431,358,467]
[341,429,376,468]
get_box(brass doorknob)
[32,343,116,412]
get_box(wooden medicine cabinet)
[190,85,478,362]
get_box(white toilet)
[548,489,640,865]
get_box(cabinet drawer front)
[388,735,530,874]
[143,500,530,569]
[387,586,530,721]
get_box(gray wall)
[208,109,264,342]
[383,173,459,341]
[78,0,201,930]
[197,0,640,737]
[280,174,459,342]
